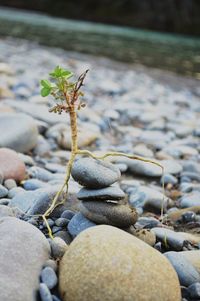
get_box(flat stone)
[49,237,68,259]
[165,251,200,286]
[71,158,121,189]
[180,193,200,208]
[80,201,138,227]
[59,225,181,301]
[77,185,125,201]
[0,148,26,182]
[129,186,172,212]
[9,186,63,215]
[0,217,50,301]
[67,212,96,238]
[0,113,38,152]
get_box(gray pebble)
[54,230,72,244]
[71,157,121,189]
[49,237,68,259]
[43,259,57,272]
[161,174,178,186]
[61,209,75,220]
[28,166,53,182]
[39,283,53,301]
[52,226,62,234]
[165,251,200,286]
[23,179,47,190]
[3,179,17,190]
[52,295,61,301]
[55,218,69,227]
[77,185,125,201]
[43,219,54,229]
[67,212,96,238]
[0,185,8,198]
[40,267,58,290]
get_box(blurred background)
[0,1,200,77]
[1,0,200,36]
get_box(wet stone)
[39,283,53,301]
[71,157,121,189]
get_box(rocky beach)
[0,36,200,301]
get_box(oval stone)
[79,201,138,227]
[59,225,181,301]
[71,158,121,188]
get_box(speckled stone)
[59,225,181,301]
[79,201,138,227]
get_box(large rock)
[72,158,121,189]
[59,225,181,301]
[0,217,50,301]
[0,113,38,152]
[0,148,26,181]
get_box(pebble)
[49,237,68,259]
[3,179,17,190]
[40,266,58,290]
[128,227,156,246]
[61,209,75,220]
[67,212,96,238]
[0,148,26,182]
[59,225,181,301]
[77,185,125,201]
[180,193,200,208]
[161,173,178,185]
[0,205,15,217]
[54,230,72,245]
[39,283,53,301]
[22,179,48,190]
[165,251,200,286]
[43,259,58,272]
[55,218,69,227]
[71,157,121,189]
[0,113,38,152]
[0,184,8,198]
[28,166,54,182]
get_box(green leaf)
[41,79,52,88]
[49,66,73,79]
[41,87,51,97]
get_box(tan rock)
[128,227,156,246]
[0,148,26,182]
[59,225,181,301]
[168,206,200,222]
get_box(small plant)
[40,66,164,238]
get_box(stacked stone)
[71,157,138,229]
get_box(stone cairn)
[71,157,138,229]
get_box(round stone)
[79,201,138,227]
[59,225,181,301]
[39,283,53,301]
[71,158,121,189]
[0,148,26,182]
[40,266,58,290]
[0,113,38,153]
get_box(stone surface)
[180,250,200,274]
[77,185,125,201]
[59,225,181,301]
[0,148,26,182]
[0,113,38,152]
[0,205,15,217]
[165,251,200,286]
[0,217,50,301]
[80,201,138,227]
[49,237,68,259]
[39,283,53,301]
[152,227,187,250]
[71,158,121,189]
[67,212,96,238]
